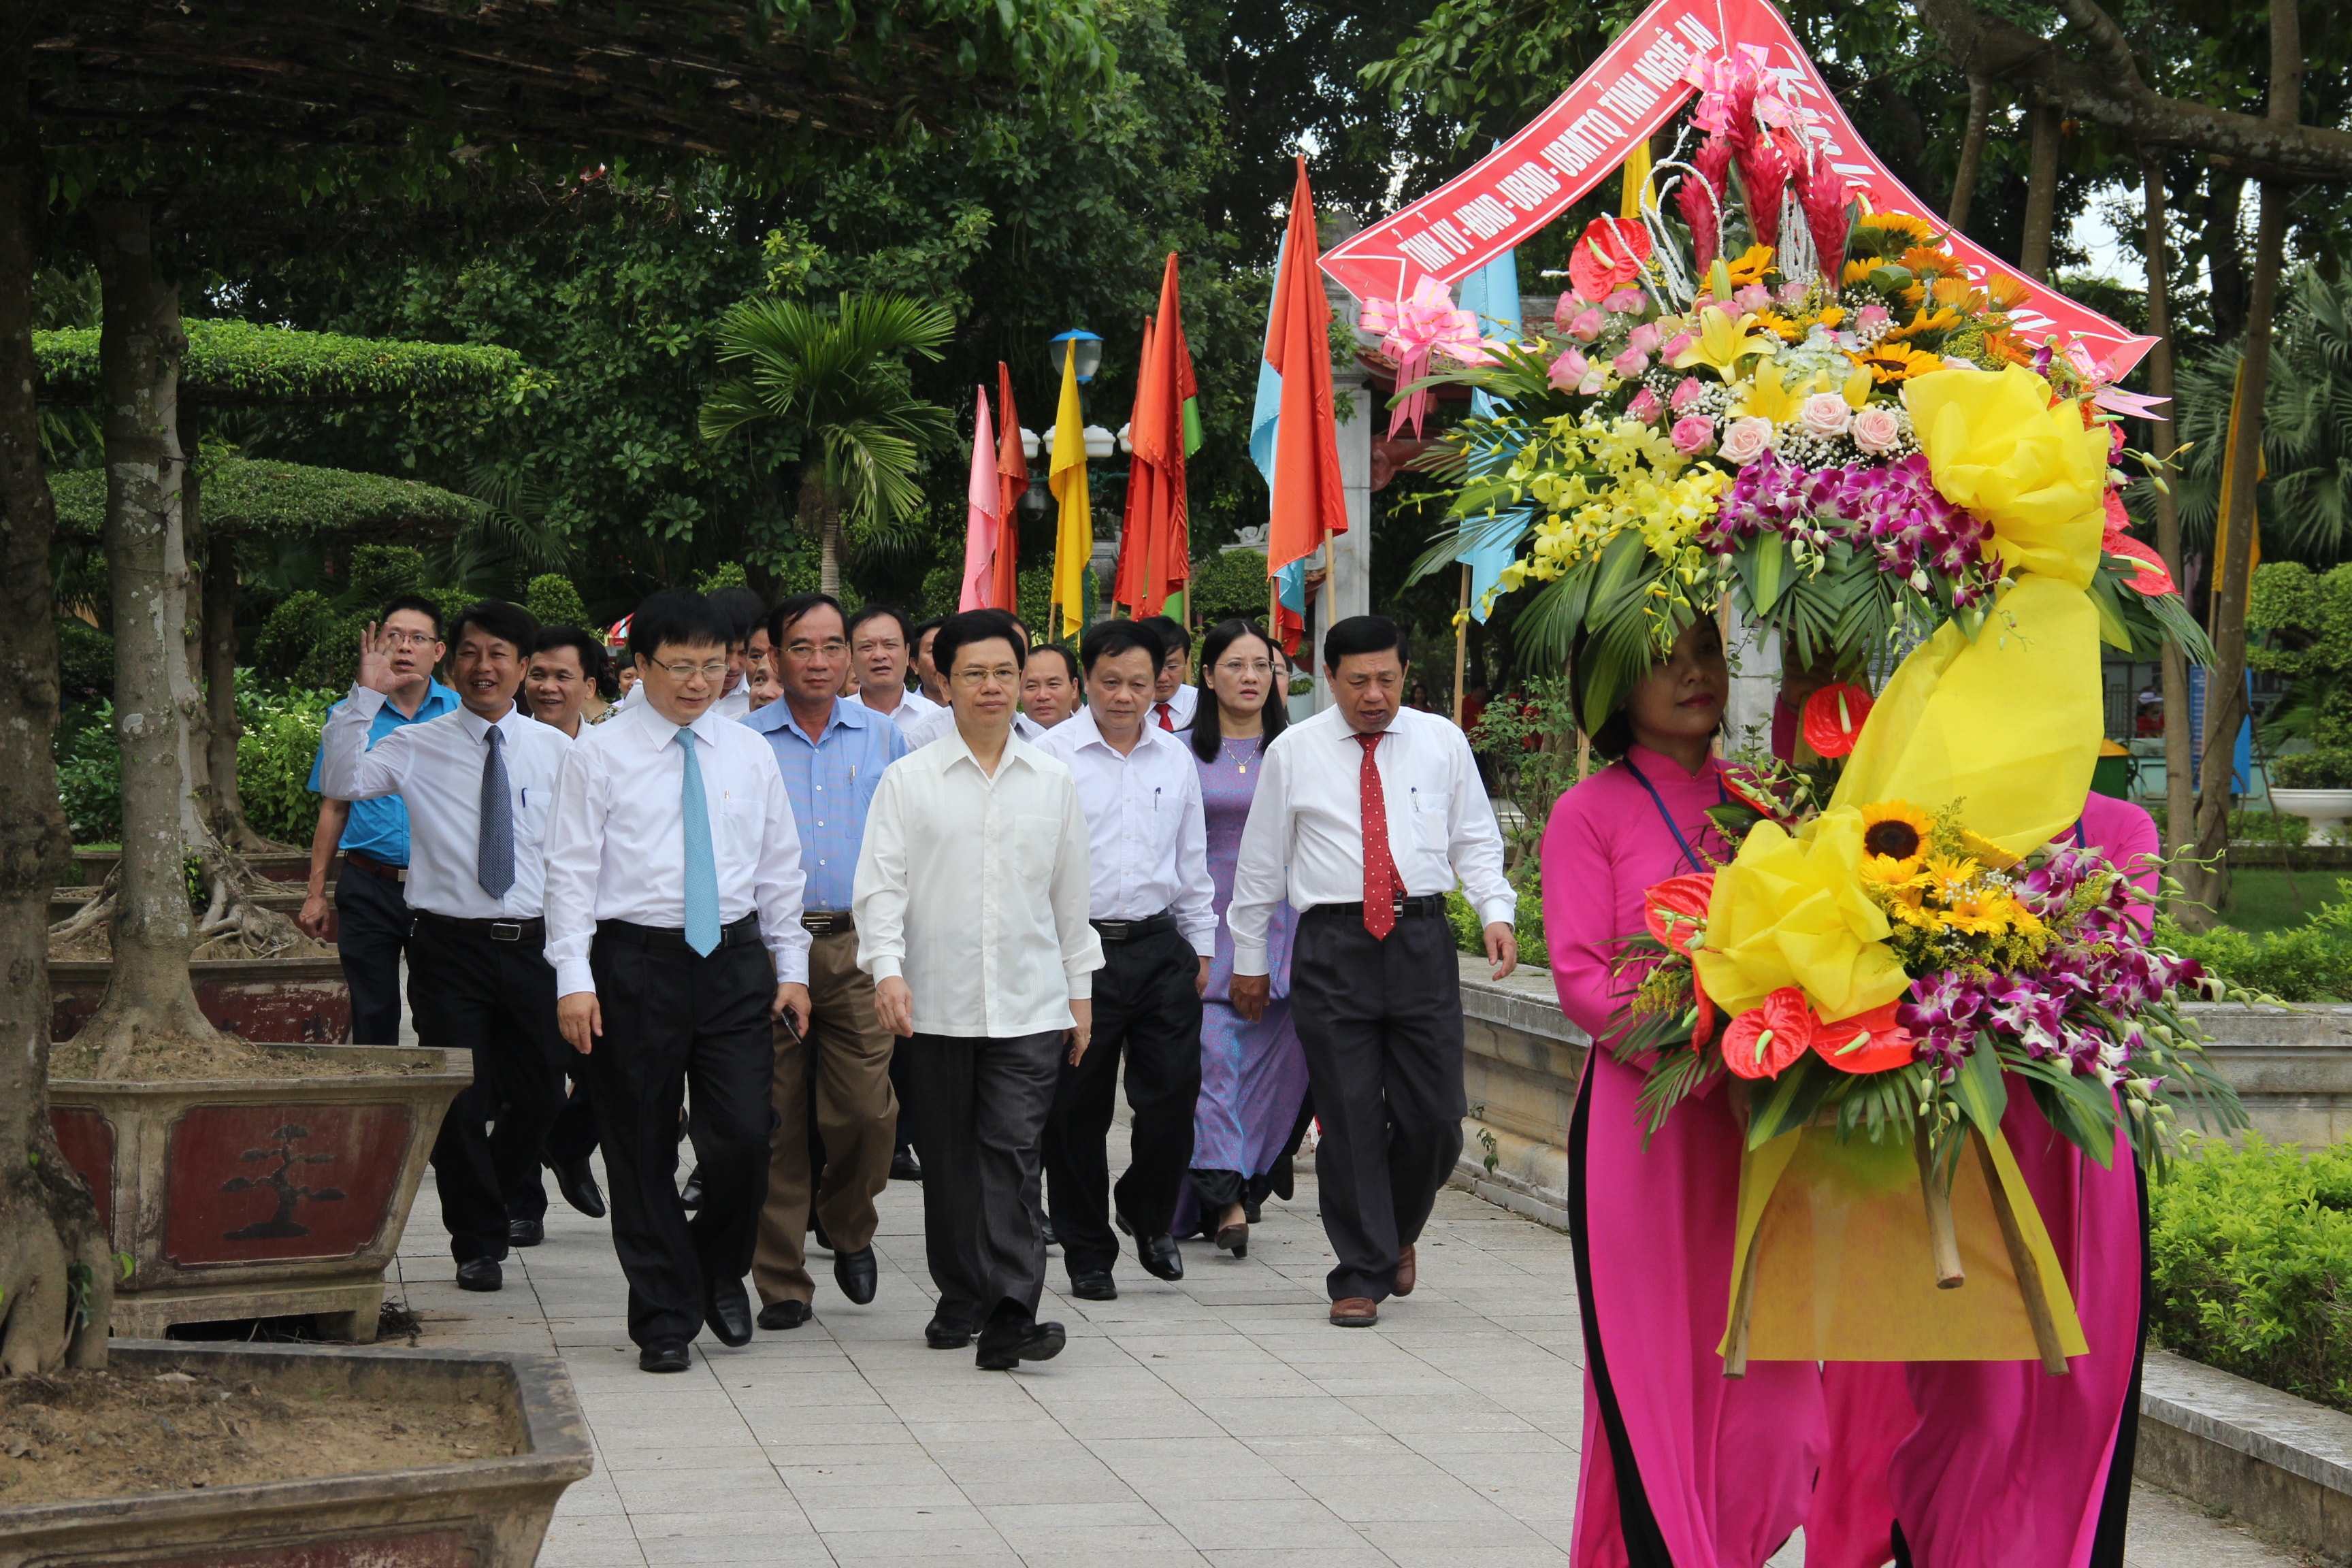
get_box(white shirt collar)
[454,700,523,742]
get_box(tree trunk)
[0,50,112,1375]
[802,468,840,598]
[2190,2,2301,927]
[82,201,216,1066]
[2206,173,2249,346]
[1948,76,1993,233]
[202,495,277,849]
[182,403,212,822]
[2144,153,2200,924]
[2019,101,2063,280]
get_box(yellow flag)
[1618,143,1654,220]
[1048,342,1092,638]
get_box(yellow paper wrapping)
[1695,365,2112,1364]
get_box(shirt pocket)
[720,789,767,862]
[1010,813,1062,883]
[511,783,548,851]
[1407,787,1452,855]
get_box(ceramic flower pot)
[2266,787,2352,845]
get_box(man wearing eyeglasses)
[299,595,459,1045]
[740,593,909,1331]
[543,589,812,1374]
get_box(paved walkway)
[392,1155,2302,1568]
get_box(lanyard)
[2072,819,2085,849]
[1622,755,1726,875]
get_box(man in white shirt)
[1021,644,1083,729]
[544,590,813,1374]
[911,617,948,705]
[853,608,1101,1370]
[321,601,574,1293]
[1137,614,1198,732]
[842,604,942,737]
[1036,621,1215,1299]
[1229,616,1516,1329]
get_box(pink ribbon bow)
[1359,278,1492,438]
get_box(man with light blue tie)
[543,590,813,1375]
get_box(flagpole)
[1452,565,1470,725]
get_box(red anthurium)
[1722,987,1816,1079]
[1569,217,1652,303]
[2101,492,2179,596]
[1812,1000,1916,1075]
[1643,872,1714,954]
[1801,683,1874,760]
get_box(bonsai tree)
[2248,561,2352,790]
[699,292,958,598]
[0,0,1111,1376]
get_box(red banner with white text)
[1319,0,2157,377]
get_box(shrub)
[56,700,121,843]
[523,573,589,631]
[236,680,336,844]
[252,546,468,688]
[56,619,114,701]
[2274,749,2352,789]
[2155,913,2352,1002]
[2143,806,2310,847]
[2150,1135,2352,1414]
[1446,879,1549,974]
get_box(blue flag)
[1451,248,1526,623]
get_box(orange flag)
[1115,311,1162,615]
[1261,159,1348,645]
[991,361,1026,613]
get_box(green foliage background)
[57,676,334,846]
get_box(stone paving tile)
[391,1134,2302,1567]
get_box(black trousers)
[903,1030,1063,1331]
[1290,905,1466,1303]
[583,919,777,1348]
[509,1058,600,1224]
[406,916,572,1263]
[1042,926,1203,1276]
[334,861,411,1045]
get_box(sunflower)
[1752,310,1806,343]
[1723,244,1776,285]
[1924,854,1984,900]
[1847,342,1942,383]
[1960,829,2021,870]
[1886,306,1961,342]
[1859,801,1932,870]
[1842,258,1884,289]
[1942,886,2031,936]
[1855,210,1940,247]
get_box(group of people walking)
[306,587,1516,1375]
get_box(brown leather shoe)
[1329,1296,1379,1328]
[1393,1243,1416,1297]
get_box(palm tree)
[700,293,958,595]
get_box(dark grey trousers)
[1289,906,1467,1303]
[902,1029,1064,1330]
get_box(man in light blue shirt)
[740,592,909,1330]
[297,595,461,1044]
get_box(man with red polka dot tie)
[1225,617,1516,1329]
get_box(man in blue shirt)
[741,592,909,1329]
[297,595,461,1044]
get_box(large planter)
[0,1341,590,1568]
[2267,788,2352,846]
[72,847,326,885]
[52,956,350,1044]
[49,1044,470,1339]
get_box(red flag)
[991,361,1025,613]
[1264,158,1348,651]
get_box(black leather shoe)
[1117,1213,1184,1281]
[1068,1271,1117,1301]
[833,1245,878,1305]
[456,1258,502,1292]
[757,1298,811,1331]
[924,1314,973,1350]
[506,1218,544,1247]
[639,1340,691,1373]
[975,1318,1066,1371]
[553,1159,606,1219]
[1041,1216,1058,1247]
[704,1276,753,1347]
[890,1147,922,1182]
[679,1166,704,1209]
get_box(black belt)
[416,911,544,943]
[802,911,855,938]
[595,913,763,950]
[1092,911,1177,943]
[1309,894,1448,920]
[344,850,408,884]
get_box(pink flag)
[960,386,999,612]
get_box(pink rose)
[1613,347,1651,378]
[1718,416,1775,466]
[1778,280,1810,309]
[1670,414,1716,455]
[1800,393,1851,438]
[1628,321,1663,356]
[1628,387,1663,423]
[1851,406,1902,455]
[1669,375,1705,412]
[1567,307,1606,342]
[1663,332,1695,364]
[1856,304,1891,333]
[1604,288,1647,314]
[1733,283,1774,313]
[1548,348,1590,391]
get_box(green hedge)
[1446,883,1549,973]
[56,676,335,846]
[34,319,523,405]
[2157,916,2352,1002]
[2151,1136,2352,1414]
[48,458,480,541]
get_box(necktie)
[1156,702,1175,732]
[1356,732,1399,939]
[476,724,515,899]
[676,728,721,956]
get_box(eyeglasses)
[1216,657,1274,677]
[784,639,849,659]
[653,659,731,682]
[382,630,439,649]
[953,666,1020,686]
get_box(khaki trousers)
[752,928,899,1305]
